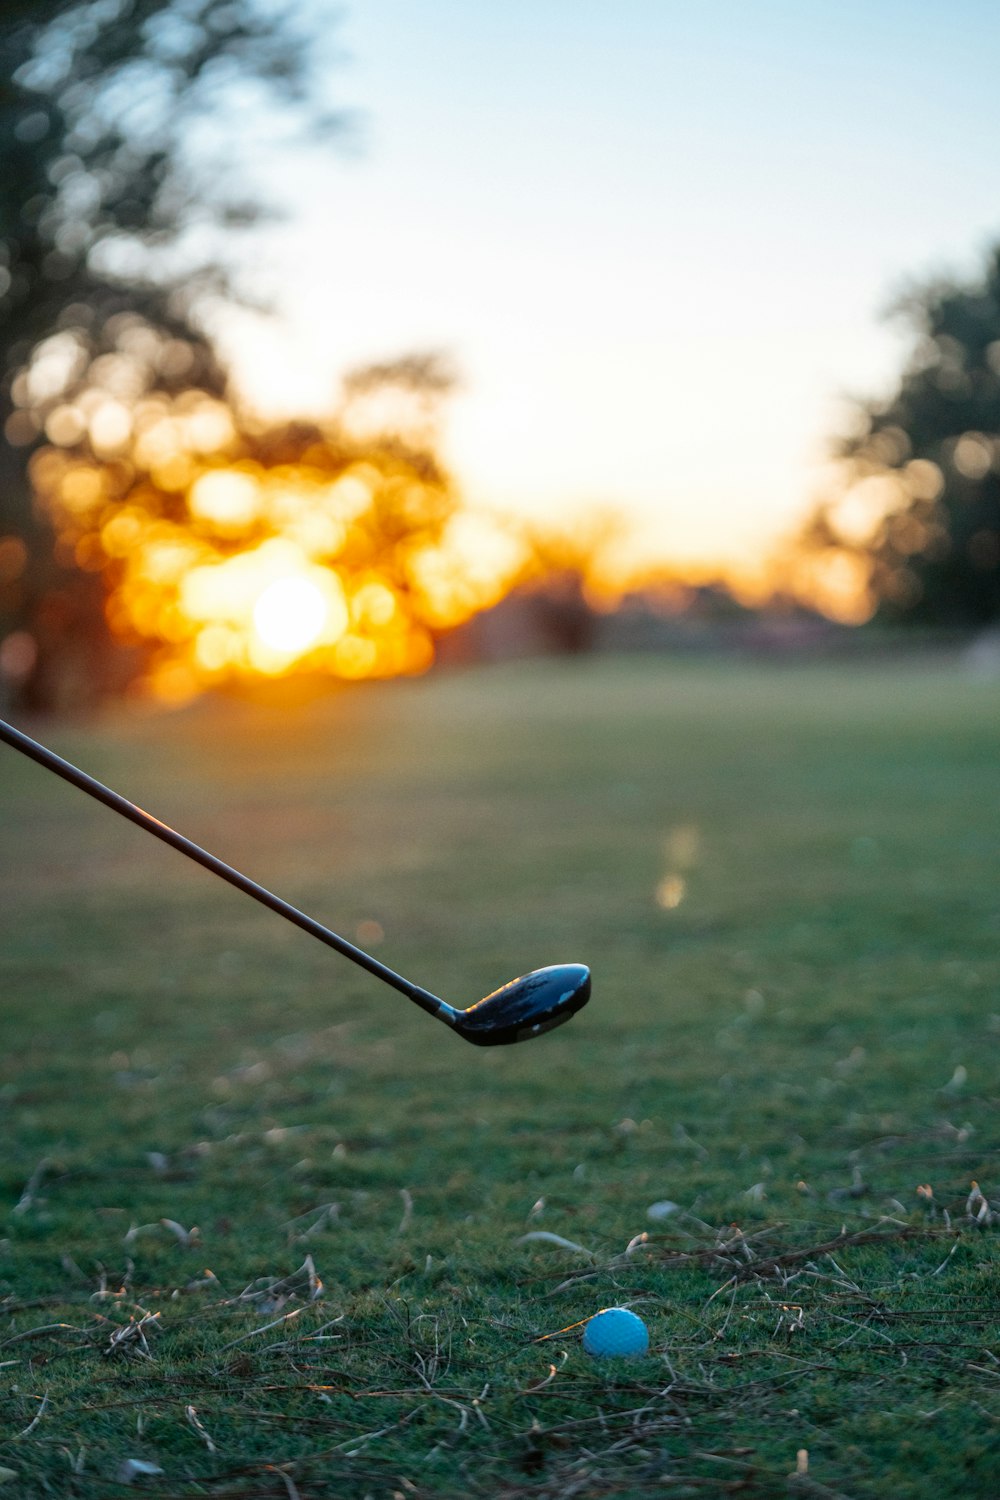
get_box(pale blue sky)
[227,0,1000,575]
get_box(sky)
[226,0,1000,580]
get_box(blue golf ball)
[582,1307,649,1358]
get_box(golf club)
[0,716,590,1045]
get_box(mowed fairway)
[1,656,998,1499]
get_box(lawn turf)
[1,655,998,1498]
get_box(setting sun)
[253,575,333,656]
[20,371,500,701]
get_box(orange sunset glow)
[4,1,1000,716]
[19,324,523,703]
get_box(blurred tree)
[511,512,624,654]
[797,246,1000,628]
[25,348,473,703]
[0,0,338,706]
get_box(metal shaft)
[0,716,456,1024]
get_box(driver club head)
[452,963,591,1046]
[0,718,594,1048]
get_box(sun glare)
[19,363,616,701]
[253,575,331,655]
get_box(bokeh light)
[253,575,335,656]
[17,328,530,702]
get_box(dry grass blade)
[185,1404,217,1453]
[105,1312,160,1359]
[12,1159,50,1216]
[15,1392,49,1439]
[518,1231,595,1257]
[218,1306,305,1354]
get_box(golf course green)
[1,655,997,1497]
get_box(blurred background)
[2,0,999,713]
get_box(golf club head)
[454,963,591,1046]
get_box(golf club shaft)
[0,717,454,1023]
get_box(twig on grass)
[271,1469,302,1500]
[430,1388,491,1434]
[0,1322,88,1350]
[90,1259,135,1300]
[61,1444,86,1475]
[704,1277,740,1342]
[185,1403,217,1453]
[115,1458,164,1484]
[518,1231,595,1257]
[243,1314,347,1360]
[283,1203,340,1241]
[520,1395,687,1468]
[694,1444,859,1500]
[397,1188,414,1233]
[185,1268,222,1291]
[236,1255,324,1311]
[218,1306,305,1354]
[826,1310,897,1349]
[533,1316,593,1344]
[732,1223,934,1281]
[926,1242,962,1277]
[15,1390,49,1438]
[337,1405,421,1458]
[124,1218,199,1248]
[536,1218,950,1299]
[12,1159,50,1216]
[105,1311,160,1359]
[518,1353,568,1393]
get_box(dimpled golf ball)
[582,1307,649,1358]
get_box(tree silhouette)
[0,0,338,705]
[799,246,1000,628]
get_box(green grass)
[1,655,998,1498]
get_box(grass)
[0,654,998,1498]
